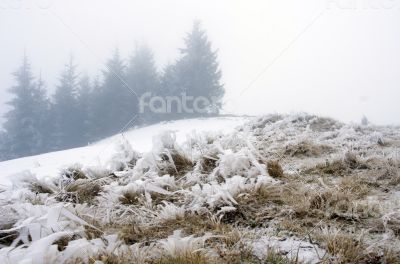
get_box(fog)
[1,0,400,126]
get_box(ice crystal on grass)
[1,114,400,263]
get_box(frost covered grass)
[1,113,400,263]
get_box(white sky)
[0,0,399,125]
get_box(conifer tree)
[0,132,7,161]
[173,20,224,117]
[51,56,80,149]
[3,55,49,159]
[159,63,181,121]
[75,74,93,144]
[33,73,52,152]
[92,49,137,138]
[126,45,160,124]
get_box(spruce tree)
[33,73,51,152]
[92,49,137,138]
[3,55,49,159]
[159,63,180,121]
[0,132,6,161]
[88,76,103,140]
[174,21,224,117]
[51,56,80,149]
[75,74,93,145]
[126,45,160,124]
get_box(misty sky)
[1,0,399,126]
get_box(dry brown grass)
[384,214,400,237]
[120,212,230,245]
[235,180,368,229]
[154,253,216,264]
[115,215,269,264]
[29,182,54,194]
[171,151,194,175]
[309,190,350,211]
[84,225,103,240]
[310,117,342,132]
[315,226,400,263]
[284,141,333,158]
[264,248,300,264]
[279,219,309,236]
[389,172,400,186]
[53,234,79,251]
[86,252,139,264]
[338,176,371,198]
[160,150,193,177]
[0,230,18,247]
[379,248,400,264]
[218,230,242,247]
[317,228,364,263]
[119,189,184,207]
[90,254,122,264]
[261,180,379,223]
[152,191,185,206]
[253,114,284,129]
[267,161,284,178]
[119,191,141,205]
[64,180,102,204]
[307,160,349,176]
[200,155,219,174]
[376,159,400,187]
[64,166,88,181]
[213,239,260,264]
[305,152,370,177]
[232,184,289,227]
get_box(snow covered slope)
[0,116,248,186]
[1,113,399,263]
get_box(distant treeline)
[0,21,224,161]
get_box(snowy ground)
[0,114,400,264]
[0,117,248,186]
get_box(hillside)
[0,114,400,263]
[0,117,247,186]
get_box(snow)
[159,230,213,257]
[253,236,326,264]
[1,113,399,263]
[0,117,248,186]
